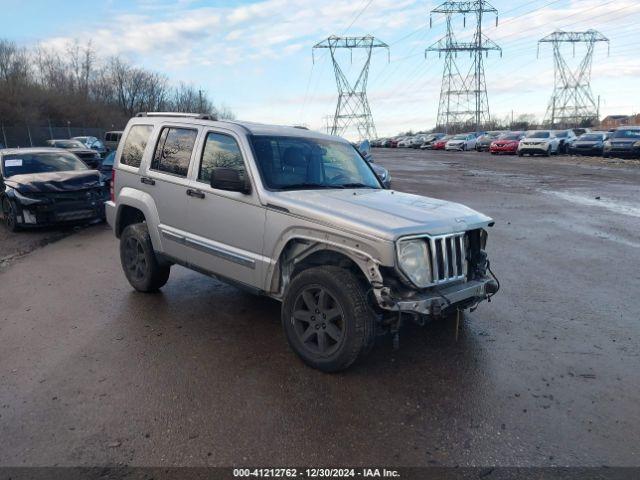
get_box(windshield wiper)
[279,183,340,191]
[338,183,378,189]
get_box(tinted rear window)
[151,127,198,177]
[120,125,153,168]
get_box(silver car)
[106,113,499,372]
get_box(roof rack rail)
[135,112,218,121]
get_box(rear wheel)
[2,198,19,232]
[120,223,170,292]
[282,266,376,372]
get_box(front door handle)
[186,188,205,199]
[141,177,155,186]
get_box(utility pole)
[538,30,609,128]
[427,0,501,133]
[313,35,389,140]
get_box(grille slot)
[428,233,467,285]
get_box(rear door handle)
[141,177,155,186]
[186,188,205,199]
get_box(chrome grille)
[428,233,467,285]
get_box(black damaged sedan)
[0,148,108,232]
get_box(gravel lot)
[0,150,639,468]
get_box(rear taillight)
[110,169,115,202]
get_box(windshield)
[580,134,604,141]
[499,134,521,140]
[251,136,381,190]
[2,152,88,177]
[612,129,640,139]
[554,131,568,138]
[452,135,467,140]
[53,140,86,149]
[529,131,550,139]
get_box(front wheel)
[2,198,19,232]
[282,266,376,372]
[120,223,170,292]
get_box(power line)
[342,0,374,34]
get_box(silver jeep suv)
[106,113,499,372]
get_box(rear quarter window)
[120,125,153,168]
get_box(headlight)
[604,141,611,148]
[397,239,431,287]
[633,141,640,148]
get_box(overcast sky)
[3,0,639,138]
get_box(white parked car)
[397,137,413,148]
[517,130,560,157]
[445,133,477,151]
[552,130,578,154]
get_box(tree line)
[0,39,234,129]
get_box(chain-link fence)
[0,123,110,148]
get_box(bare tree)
[0,37,234,128]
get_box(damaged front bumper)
[376,276,498,316]
[10,190,107,227]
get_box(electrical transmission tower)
[313,35,389,140]
[538,30,609,128]
[427,1,501,133]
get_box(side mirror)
[210,167,251,194]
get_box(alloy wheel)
[291,286,345,356]
[123,236,148,281]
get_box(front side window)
[198,132,245,183]
[251,136,381,190]
[121,125,153,168]
[2,152,87,177]
[151,127,197,177]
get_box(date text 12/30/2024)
[233,468,401,478]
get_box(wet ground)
[0,150,639,467]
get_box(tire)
[2,197,19,232]
[545,146,551,157]
[120,223,170,292]
[281,266,376,372]
[518,151,523,157]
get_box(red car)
[432,135,452,150]
[490,132,525,155]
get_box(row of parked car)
[0,132,124,232]
[372,126,640,158]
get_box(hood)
[5,170,102,194]
[269,189,493,241]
